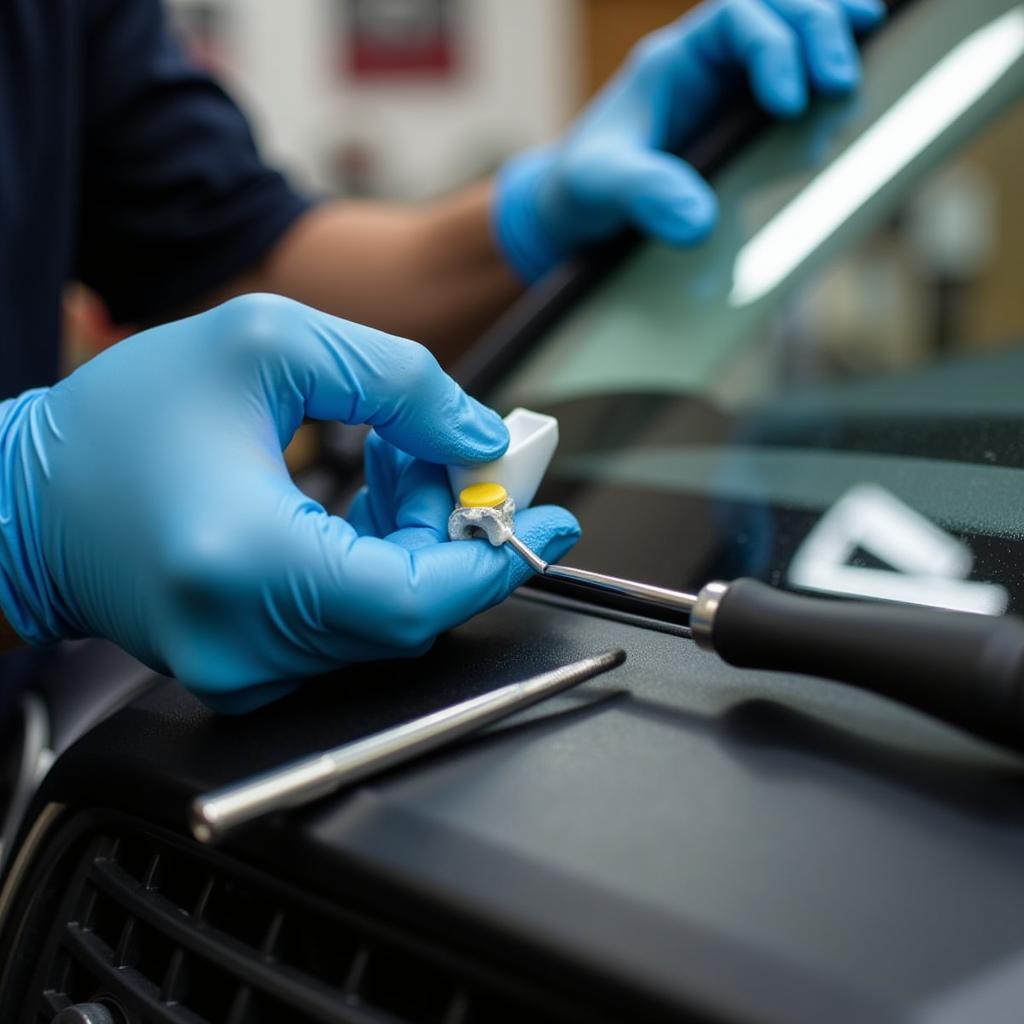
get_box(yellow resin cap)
[459,482,508,508]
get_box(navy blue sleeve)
[76,0,313,324]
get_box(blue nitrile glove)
[0,295,580,711]
[495,0,886,282]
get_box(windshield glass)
[491,0,1024,617]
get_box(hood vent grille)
[31,825,592,1024]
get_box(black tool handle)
[709,578,1024,752]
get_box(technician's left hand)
[495,0,886,281]
[0,295,580,711]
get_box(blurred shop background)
[64,0,1024,397]
[63,0,699,367]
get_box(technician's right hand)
[0,295,580,710]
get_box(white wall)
[173,0,581,200]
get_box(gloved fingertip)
[631,181,718,248]
[516,504,581,539]
[843,0,887,30]
[758,67,808,118]
[511,506,582,585]
[817,56,861,94]
[659,194,719,246]
[456,398,510,462]
[539,526,581,566]
[661,216,715,247]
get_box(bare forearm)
[222,180,524,365]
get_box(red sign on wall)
[344,0,459,78]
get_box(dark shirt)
[0,0,311,399]
[0,0,310,713]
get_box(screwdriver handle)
[694,578,1024,752]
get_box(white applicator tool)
[447,407,558,511]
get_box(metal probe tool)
[190,649,625,843]
[450,483,1024,755]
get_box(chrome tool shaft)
[499,500,1024,757]
[505,534,699,615]
[191,649,626,843]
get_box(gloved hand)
[495,0,886,281]
[0,294,580,711]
